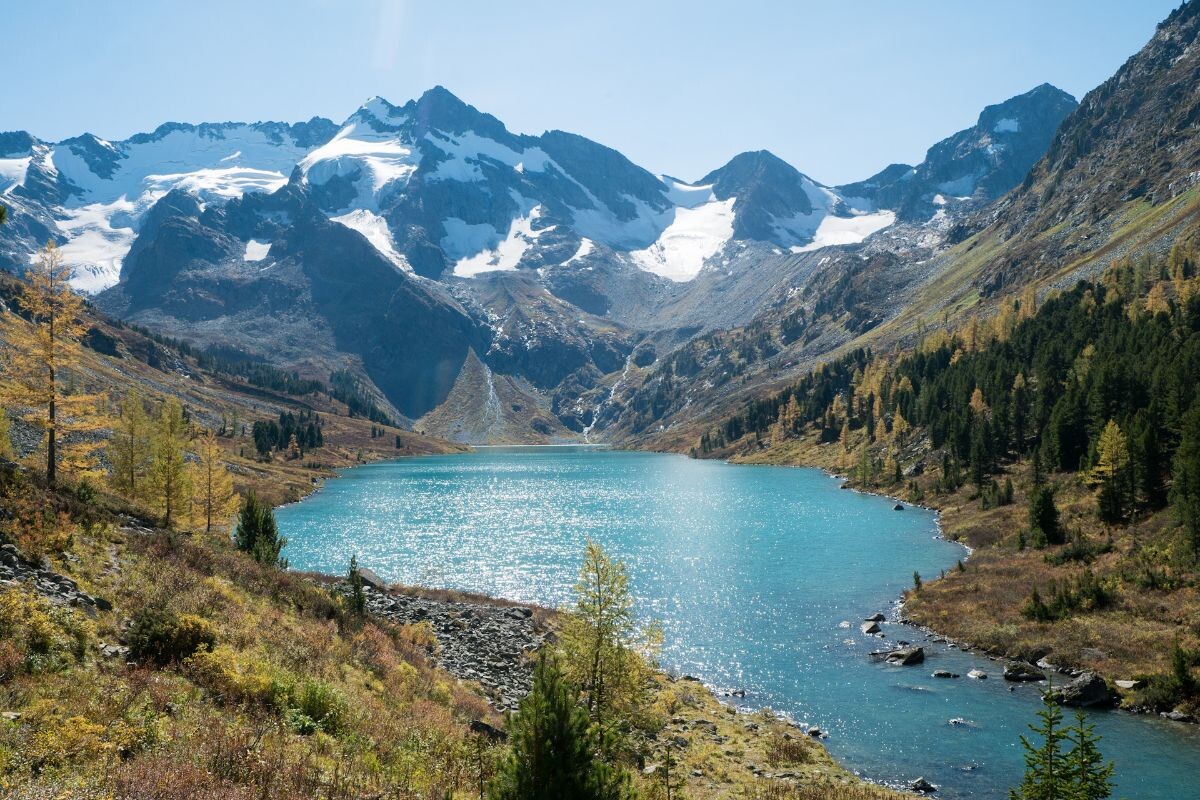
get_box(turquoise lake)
[275,447,1200,798]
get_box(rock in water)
[967,669,988,679]
[864,612,887,622]
[1003,662,1046,682]
[910,777,937,793]
[1051,671,1116,708]
[885,646,925,666]
[894,503,905,511]
[932,670,959,679]
[861,621,882,634]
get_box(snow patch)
[630,197,735,282]
[243,240,271,262]
[564,237,595,265]
[51,199,138,293]
[299,123,419,208]
[993,117,1021,133]
[448,201,550,278]
[791,210,896,253]
[425,131,550,183]
[331,209,410,271]
[936,173,981,197]
[144,166,288,200]
[0,156,31,192]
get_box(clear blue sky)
[4,0,1182,185]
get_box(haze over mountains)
[7,0,1195,451]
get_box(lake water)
[276,447,1200,798]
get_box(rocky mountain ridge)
[0,79,1083,443]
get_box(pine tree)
[1010,690,1068,800]
[1029,485,1062,547]
[234,491,287,567]
[347,554,366,615]
[108,391,152,501]
[489,656,633,800]
[1172,404,1200,562]
[193,430,238,533]
[1064,711,1115,800]
[0,241,106,485]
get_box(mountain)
[969,2,1200,293]
[837,83,1077,222]
[0,82,1076,442]
[0,119,339,291]
[608,2,1200,451]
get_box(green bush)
[289,679,347,735]
[129,607,217,665]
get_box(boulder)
[469,719,507,741]
[355,567,389,591]
[1115,679,1144,690]
[967,669,988,679]
[864,612,886,622]
[894,503,905,511]
[932,670,959,679]
[861,621,882,635]
[885,646,925,666]
[1003,662,1046,682]
[909,777,937,793]
[1051,672,1115,708]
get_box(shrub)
[187,645,292,708]
[0,588,93,679]
[129,607,217,665]
[289,679,347,735]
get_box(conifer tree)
[108,391,152,501]
[490,656,633,800]
[347,553,366,615]
[149,398,192,529]
[193,430,238,533]
[559,541,655,749]
[234,491,287,567]
[1064,711,1114,800]
[1091,420,1130,523]
[0,241,105,485]
[1172,404,1200,562]
[1029,485,1062,547]
[1010,690,1068,800]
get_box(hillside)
[692,242,1200,719]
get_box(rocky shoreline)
[332,575,547,712]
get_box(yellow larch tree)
[0,241,106,485]
[192,430,239,533]
[149,398,192,529]
[107,390,152,501]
